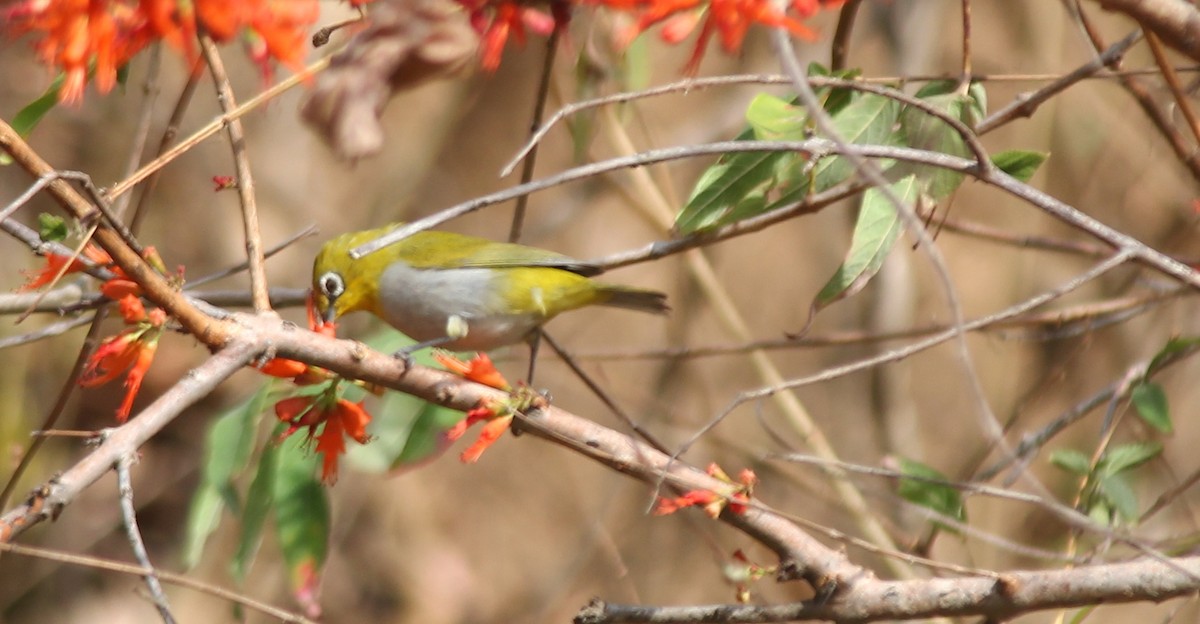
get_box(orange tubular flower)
[433,352,510,390]
[18,243,112,292]
[654,462,757,517]
[445,403,512,463]
[80,302,167,422]
[275,394,374,484]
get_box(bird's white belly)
[377,263,541,350]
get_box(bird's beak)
[322,300,338,324]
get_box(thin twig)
[0,542,313,623]
[540,331,671,454]
[830,0,864,70]
[112,43,163,219]
[960,0,972,84]
[0,313,105,509]
[501,75,990,181]
[184,224,318,289]
[694,252,1132,472]
[197,33,270,313]
[115,449,175,623]
[977,31,1142,134]
[508,28,560,243]
[130,57,203,234]
[1145,30,1200,147]
[106,55,332,201]
[1072,5,1200,182]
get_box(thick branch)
[0,342,257,542]
[576,554,1200,622]
[0,118,231,347]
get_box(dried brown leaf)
[301,0,478,160]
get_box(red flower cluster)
[459,0,560,71]
[80,294,167,422]
[609,0,840,72]
[20,242,180,422]
[275,393,372,484]
[435,352,523,463]
[2,0,319,104]
[655,462,757,517]
[264,293,375,484]
[459,0,840,72]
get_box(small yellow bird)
[312,224,668,365]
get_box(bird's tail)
[597,285,670,314]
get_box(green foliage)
[810,174,918,315]
[992,149,1048,183]
[1131,382,1171,434]
[1148,336,1200,374]
[182,384,331,612]
[0,76,63,166]
[184,327,469,608]
[182,385,270,569]
[37,213,69,243]
[673,68,1032,326]
[346,330,463,472]
[273,434,331,600]
[1051,442,1163,525]
[895,457,966,531]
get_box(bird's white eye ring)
[318,271,345,299]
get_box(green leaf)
[1087,499,1114,526]
[1100,441,1162,476]
[1049,448,1092,476]
[37,214,69,243]
[992,149,1047,183]
[895,81,987,200]
[273,434,329,611]
[895,458,966,527]
[181,386,271,569]
[674,127,792,234]
[1131,382,1171,434]
[746,94,806,140]
[232,426,282,583]
[767,91,902,211]
[1148,336,1200,374]
[347,334,464,471]
[181,486,224,571]
[1096,472,1140,522]
[810,92,902,192]
[0,77,64,166]
[810,174,919,313]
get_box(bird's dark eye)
[318,271,345,299]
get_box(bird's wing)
[404,230,603,276]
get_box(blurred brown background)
[2,0,1200,622]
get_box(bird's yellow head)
[312,226,398,323]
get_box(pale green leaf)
[896,457,966,527]
[992,149,1047,183]
[1131,382,1171,434]
[810,174,919,312]
[1101,441,1162,476]
[181,386,271,569]
[1049,449,1092,476]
